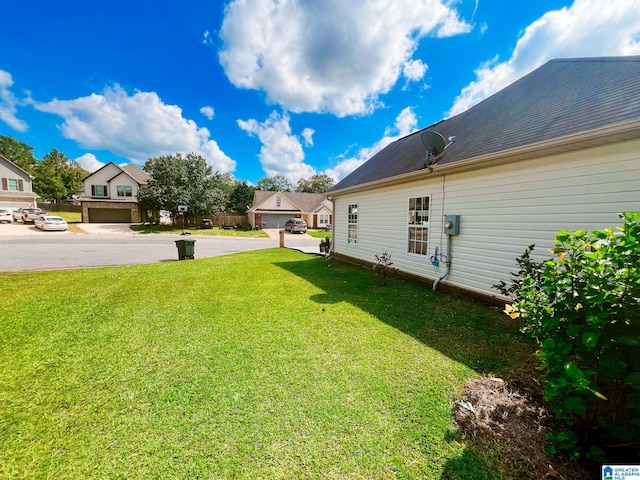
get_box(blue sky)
[1,0,639,185]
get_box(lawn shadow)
[274,255,533,375]
[439,446,503,480]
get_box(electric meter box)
[444,215,460,235]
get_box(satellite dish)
[421,130,446,156]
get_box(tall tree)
[227,181,255,213]
[257,174,293,192]
[0,135,38,173]
[138,153,226,221]
[32,149,88,201]
[61,160,89,198]
[295,174,334,193]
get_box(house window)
[276,195,281,207]
[408,196,429,255]
[348,204,358,244]
[319,214,329,226]
[2,178,23,191]
[117,185,133,197]
[91,185,108,197]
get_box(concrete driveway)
[0,223,323,271]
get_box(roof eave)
[328,119,640,197]
[433,118,640,175]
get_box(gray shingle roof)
[121,164,150,184]
[330,56,640,192]
[252,190,327,212]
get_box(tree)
[257,174,293,192]
[32,149,88,201]
[61,160,89,199]
[227,181,255,213]
[0,135,37,173]
[295,174,334,193]
[138,153,226,222]
[212,172,237,197]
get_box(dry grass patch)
[455,366,595,480]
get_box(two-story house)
[80,162,150,223]
[0,154,39,211]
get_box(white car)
[0,209,12,223]
[35,215,68,231]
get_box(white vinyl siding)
[331,139,640,300]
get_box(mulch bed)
[454,362,596,479]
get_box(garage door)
[261,214,293,228]
[88,208,132,223]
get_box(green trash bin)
[175,239,196,260]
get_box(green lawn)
[306,229,331,239]
[45,211,82,223]
[0,249,532,479]
[130,224,269,237]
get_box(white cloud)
[0,69,28,132]
[218,0,471,117]
[301,127,314,147]
[237,110,315,182]
[74,153,105,172]
[403,59,428,82]
[448,0,640,116]
[325,106,419,181]
[34,85,236,172]
[202,30,214,47]
[200,106,215,119]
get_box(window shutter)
[91,185,96,196]
[18,179,24,191]
[1,178,6,190]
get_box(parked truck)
[21,208,43,223]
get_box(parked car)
[21,208,43,223]
[35,215,68,231]
[200,218,214,229]
[0,209,12,223]
[284,218,307,233]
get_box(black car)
[200,218,214,229]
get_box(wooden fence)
[177,214,249,229]
[39,202,82,213]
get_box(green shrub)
[504,213,640,461]
[372,251,396,285]
[320,236,331,253]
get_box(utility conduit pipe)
[432,233,452,292]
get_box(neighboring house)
[328,56,640,304]
[0,154,39,210]
[79,162,150,223]
[248,190,332,229]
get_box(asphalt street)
[0,223,323,272]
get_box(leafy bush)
[502,213,640,461]
[493,244,543,299]
[372,251,397,285]
[320,236,331,254]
